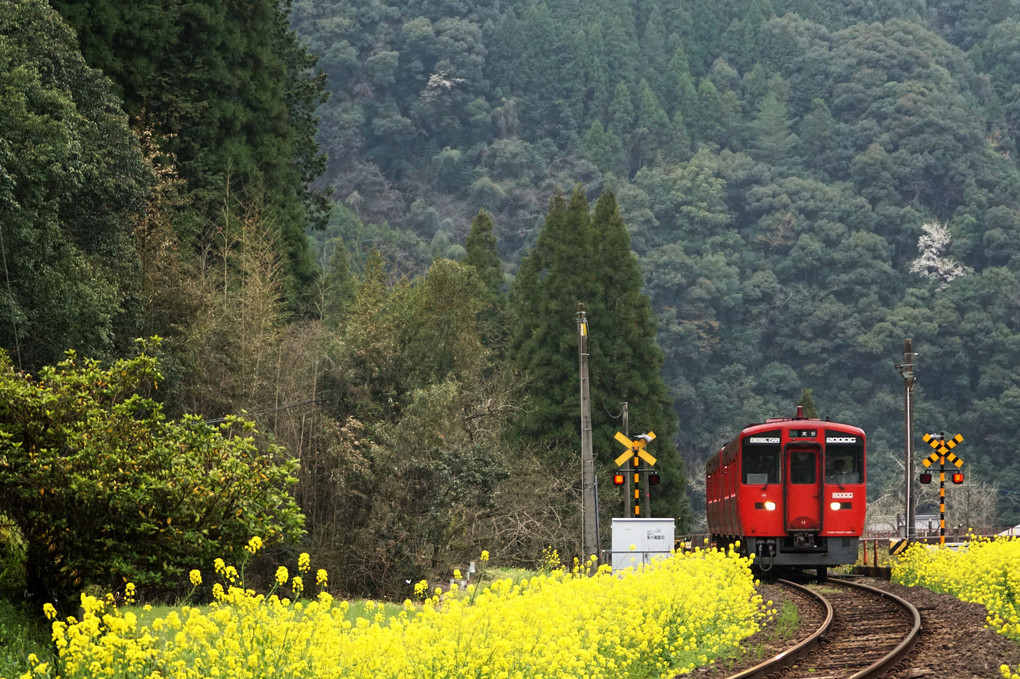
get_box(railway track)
[726,576,921,679]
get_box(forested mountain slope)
[293,0,1020,525]
[5,0,1020,600]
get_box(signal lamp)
[919,472,932,484]
[952,472,964,485]
[648,473,660,485]
[613,473,625,486]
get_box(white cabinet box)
[609,518,675,571]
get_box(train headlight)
[830,501,841,511]
[764,501,776,511]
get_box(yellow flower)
[275,566,289,586]
[453,569,462,580]
[480,550,490,562]
[189,569,202,587]
[298,552,311,573]
[245,536,263,554]
[43,603,57,620]
[316,569,328,587]
[224,565,238,583]
[35,545,769,679]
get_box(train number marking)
[832,492,853,499]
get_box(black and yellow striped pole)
[922,433,964,546]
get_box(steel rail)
[726,578,832,679]
[840,577,921,678]
[723,576,920,679]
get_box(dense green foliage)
[49,0,328,297]
[291,0,1020,527]
[0,0,149,369]
[0,345,303,602]
[306,257,522,591]
[7,0,1020,607]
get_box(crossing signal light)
[952,472,964,485]
[613,473,625,486]
[649,473,660,486]
[920,472,932,484]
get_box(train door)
[785,447,821,532]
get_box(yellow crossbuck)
[921,433,964,468]
[614,431,656,466]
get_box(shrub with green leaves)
[0,343,304,602]
[0,512,26,596]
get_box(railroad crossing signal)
[614,431,656,466]
[920,432,965,546]
[614,431,656,518]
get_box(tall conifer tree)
[510,187,594,450]
[589,191,688,520]
[510,187,689,523]
[464,209,508,351]
[464,210,504,300]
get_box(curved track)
[727,576,920,679]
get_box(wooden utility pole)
[622,402,631,517]
[578,304,598,561]
[895,339,916,539]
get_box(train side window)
[789,451,816,484]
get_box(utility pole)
[895,339,916,539]
[622,402,631,517]
[578,304,598,561]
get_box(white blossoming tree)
[909,221,973,290]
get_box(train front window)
[825,430,864,484]
[789,451,816,484]
[742,430,780,485]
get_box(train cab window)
[742,431,780,485]
[825,430,864,484]
[789,451,816,484]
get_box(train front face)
[735,420,866,568]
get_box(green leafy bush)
[0,342,304,602]
[0,512,26,596]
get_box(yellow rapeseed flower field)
[891,536,1020,679]
[12,543,768,679]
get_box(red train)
[706,406,866,576]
